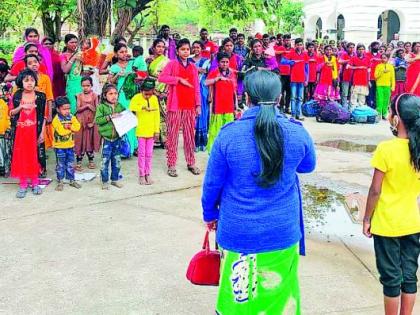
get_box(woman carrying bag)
[201,70,316,314]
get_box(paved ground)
[1,117,419,314]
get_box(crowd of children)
[0,26,419,199]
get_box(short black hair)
[81,76,93,85]
[306,42,315,49]
[176,38,190,50]
[24,54,40,65]
[15,69,38,89]
[216,52,230,62]
[229,28,237,33]
[24,27,39,38]
[55,96,70,109]
[282,34,291,39]
[200,28,208,33]
[346,42,355,49]
[237,33,245,39]
[141,78,156,91]
[192,40,204,49]
[262,34,270,39]
[295,38,303,45]
[24,43,38,53]
[132,45,144,55]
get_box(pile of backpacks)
[302,100,379,124]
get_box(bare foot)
[145,175,153,185]
[138,176,147,185]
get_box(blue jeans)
[101,139,121,183]
[55,148,75,181]
[290,82,304,117]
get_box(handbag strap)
[202,230,219,253]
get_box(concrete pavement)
[1,118,419,314]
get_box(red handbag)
[186,230,220,286]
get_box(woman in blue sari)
[191,41,210,151]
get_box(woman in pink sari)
[42,37,66,98]
[13,28,53,80]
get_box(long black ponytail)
[391,94,420,171]
[244,70,283,187]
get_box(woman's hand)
[38,133,44,145]
[206,220,218,231]
[196,106,201,116]
[154,133,160,142]
[179,78,193,88]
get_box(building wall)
[303,0,420,44]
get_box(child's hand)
[154,133,160,142]
[206,220,218,231]
[111,113,121,118]
[179,78,193,88]
[38,133,44,144]
[363,219,372,238]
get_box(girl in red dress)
[10,69,46,198]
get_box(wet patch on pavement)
[317,140,376,153]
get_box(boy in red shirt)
[305,42,321,102]
[276,34,293,113]
[200,28,218,60]
[287,38,308,120]
[348,44,370,109]
[338,42,355,109]
[366,41,382,109]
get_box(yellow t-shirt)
[129,93,160,138]
[52,115,81,149]
[0,99,10,135]
[370,138,420,236]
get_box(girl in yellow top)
[129,78,160,185]
[375,53,396,119]
[0,98,11,176]
[363,93,420,314]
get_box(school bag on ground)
[302,100,321,117]
[316,101,350,124]
[350,105,379,124]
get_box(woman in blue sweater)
[202,70,316,314]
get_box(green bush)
[0,39,19,63]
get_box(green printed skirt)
[216,243,301,315]
[207,113,234,153]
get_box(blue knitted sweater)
[202,106,316,255]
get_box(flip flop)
[167,168,178,177]
[187,165,201,175]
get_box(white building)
[303,0,420,44]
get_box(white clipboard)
[111,110,138,137]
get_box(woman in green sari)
[202,71,316,314]
[108,43,137,155]
[148,39,169,146]
[61,34,83,114]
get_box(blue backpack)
[302,100,321,117]
[119,135,131,158]
[351,106,379,124]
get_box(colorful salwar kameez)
[216,244,301,315]
[313,55,340,102]
[62,53,83,114]
[193,57,210,151]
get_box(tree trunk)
[41,13,57,42]
[78,0,111,38]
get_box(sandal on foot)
[111,181,123,188]
[55,182,64,191]
[187,165,201,175]
[69,180,81,189]
[167,168,178,177]
[87,161,96,169]
[32,185,43,195]
[102,182,109,190]
[16,188,27,199]
[75,163,83,172]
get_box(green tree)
[35,0,77,42]
[0,0,37,37]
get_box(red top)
[319,57,334,85]
[276,46,292,75]
[366,52,381,80]
[405,60,420,96]
[307,53,318,83]
[9,60,47,76]
[350,55,370,86]
[289,50,308,83]
[176,62,196,110]
[202,41,218,59]
[340,52,353,82]
[207,68,237,114]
